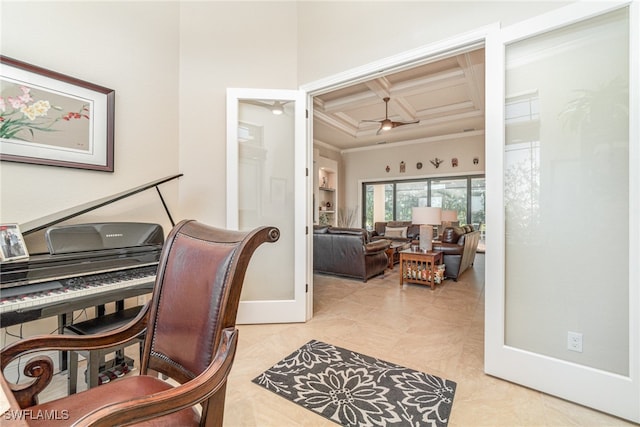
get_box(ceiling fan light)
[381,120,393,131]
[271,105,284,115]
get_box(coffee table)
[385,241,411,270]
[399,249,443,290]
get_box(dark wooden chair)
[0,220,279,426]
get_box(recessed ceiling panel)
[313,48,485,150]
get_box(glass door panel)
[227,88,306,323]
[395,181,428,220]
[485,2,639,421]
[363,183,393,228]
[430,178,468,219]
[503,6,629,375]
[471,177,486,247]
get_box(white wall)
[297,1,570,83]
[178,1,299,227]
[0,2,180,237]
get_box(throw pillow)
[385,226,407,239]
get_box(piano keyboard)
[0,265,157,315]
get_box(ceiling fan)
[242,100,290,115]
[361,97,420,135]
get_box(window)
[362,175,485,233]
[430,178,468,217]
[395,181,428,220]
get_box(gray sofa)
[313,226,390,282]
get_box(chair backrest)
[140,219,279,383]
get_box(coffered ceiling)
[313,48,485,151]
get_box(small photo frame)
[0,224,29,261]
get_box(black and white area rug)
[252,340,457,427]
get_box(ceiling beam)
[320,91,379,113]
[313,110,358,137]
[364,78,391,99]
[457,53,484,112]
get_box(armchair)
[0,220,280,426]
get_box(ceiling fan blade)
[376,126,384,135]
[392,120,420,128]
[360,119,382,123]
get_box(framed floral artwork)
[0,224,29,261]
[0,56,115,171]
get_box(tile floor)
[223,254,636,426]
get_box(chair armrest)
[364,239,391,254]
[3,355,55,408]
[71,327,238,427]
[0,304,149,408]
[432,242,463,256]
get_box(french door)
[226,88,308,324]
[485,1,639,422]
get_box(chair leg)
[201,382,227,427]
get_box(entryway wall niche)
[314,152,338,227]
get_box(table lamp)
[441,209,458,225]
[412,207,442,252]
[439,209,458,237]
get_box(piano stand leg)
[68,350,78,394]
[87,352,101,389]
[58,313,71,372]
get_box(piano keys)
[0,262,158,327]
[0,222,162,327]
[0,174,181,329]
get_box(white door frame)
[301,24,495,322]
[484,1,639,422]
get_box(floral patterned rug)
[252,340,456,427]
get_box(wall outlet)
[568,331,583,352]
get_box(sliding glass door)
[430,178,468,217]
[395,181,428,220]
[363,175,485,230]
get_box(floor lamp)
[412,207,442,252]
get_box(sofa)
[313,226,391,282]
[371,221,420,243]
[433,225,480,281]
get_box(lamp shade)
[412,207,442,225]
[441,210,458,222]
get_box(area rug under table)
[252,339,456,427]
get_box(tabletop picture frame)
[0,224,29,261]
[0,55,115,171]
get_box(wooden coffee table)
[399,249,443,290]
